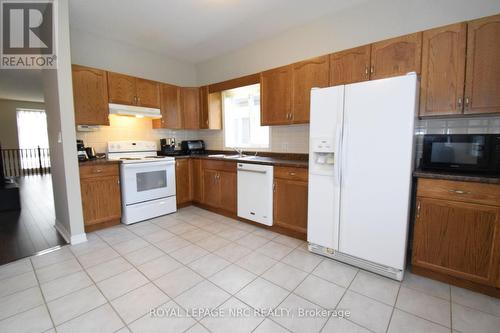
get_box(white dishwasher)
[237,163,274,226]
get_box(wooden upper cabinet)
[465,14,500,114]
[370,33,422,80]
[72,65,110,126]
[330,45,371,85]
[292,56,330,123]
[181,87,201,129]
[413,197,500,286]
[261,65,293,125]
[420,23,467,117]
[135,78,160,108]
[199,86,222,130]
[107,72,136,105]
[153,83,181,129]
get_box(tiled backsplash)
[77,115,500,161]
[414,116,500,167]
[76,115,200,153]
[197,124,309,153]
[76,115,310,154]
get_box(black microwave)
[421,134,500,175]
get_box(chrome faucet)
[233,147,245,157]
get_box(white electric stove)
[108,141,177,224]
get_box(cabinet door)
[292,56,330,123]
[191,159,203,203]
[206,91,222,130]
[175,159,192,205]
[80,176,121,226]
[420,23,467,117]
[464,14,500,114]
[107,72,136,105]
[203,169,220,208]
[330,45,371,85]
[219,171,237,214]
[412,197,500,286]
[136,78,160,108]
[199,86,209,129]
[72,65,110,125]
[154,83,181,129]
[181,87,200,129]
[273,178,308,234]
[370,33,422,80]
[261,65,293,125]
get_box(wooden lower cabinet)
[273,167,308,237]
[201,161,237,214]
[191,159,203,203]
[175,159,192,206]
[79,163,121,232]
[412,178,500,296]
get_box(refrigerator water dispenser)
[310,138,335,175]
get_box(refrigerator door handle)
[334,124,343,185]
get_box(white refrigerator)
[307,74,418,281]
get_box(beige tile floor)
[0,206,499,333]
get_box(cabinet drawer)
[417,178,500,206]
[202,159,236,172]
[80,164,119,179]
[274,166,308,181]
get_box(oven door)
[121,161,176,205]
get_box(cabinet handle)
[273,182,276,192]
[137,96,141,105]
[95,169,102,173]
[370,65,374,74]
[465,97,470,109]
[457,97,462,109]
[133,96,137,104]
[449,189,470,195]
[365,66,369,77]
[289,172,296,176]
[416,201,421,219]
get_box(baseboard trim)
[55,220,87,245]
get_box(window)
[16,109,50,170]
[223,84,269,149]
[16,109,49,149]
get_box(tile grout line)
[384,283,402,333]
[28,256,57,332]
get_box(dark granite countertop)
[173,153,308,168]
[413,170,500,185]
[78,159,121,167]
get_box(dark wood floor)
[0,175,66,265]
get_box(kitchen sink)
[207,154,259,160]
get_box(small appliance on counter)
[159,138,186,156]
[77,140,97,161]
[181,140,206,155]
[421,134,500,175]
[77,140,88,161]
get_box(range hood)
[108,103,162,119]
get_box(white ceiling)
[1,0,366,102]
[0,70,44,102]
[68,0,366,64]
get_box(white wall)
[196,0,500,84]
[70,28,198,87]
[0,99,45,149]
[43,0,86,244]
